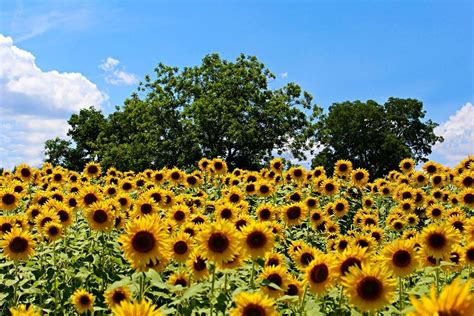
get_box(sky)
[0,0,473,169]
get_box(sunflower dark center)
[193,257,207,271]
[93,210,108,224]
[463,177,473,187]
[221,209,232,219]
[236,220,248,230]
[356,239,369,248]
[184,228,195,236]
[466,248,474,260]
[173,241,188,255]
[108,188,117,195]
[301,252,314,265]
[338,240,349,250]
[450,252,460,264]
[392,250,411,267]
[2,193,15,205]
[40,217,52,227]
[54,174,62,181]
[84,193,98,205]
[174,211,185,221]
[259,209,271,220]
[403,162,412,169]
[79,295,91,305]
[266,273,283,288]
[287,206,301,220]
[357,276,383,301]
[325,183,335,192]
[58,210,69,222]
[229,194,240,203]
[259,185,270,194]
[394,222,403,230]
[310,264,329,283]
[312,212,321,221]
[242,304,266,316]
[214,162,223,170]
[246,184,255,193]
[208,233,229,253]
[339,164,348,171]
[187,176,197,185]
[335,203,345,212]
[341,257,362,276]
[48,226,59,236]
[21,168,31,177]
[286,284,299,296]
[140,204,153,214]
[192,217,205,224]
[123,183,132,190]
[0,223,13,233]
[365,218,376,225]
[463,193,474,204]
[175,278,187,287]
[267,258,279,266]
[132,231,156,253]
[171,172,180,180]
[431,208,441,217]
[112,291,126,303]
[10,237,28,253]
[428,232,446,249]
[247,231,267,249]
[88,165,99,174]
[371,232,381,241]
[427,165,436,173]
[355,172,364,181]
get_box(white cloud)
[280,72,288,78]
[432,102,474,166]
[0,33,107,169]
[99,57,138,86]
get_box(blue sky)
[0,0,472,168]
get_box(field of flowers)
[0,157,473,315]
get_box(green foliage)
[44,54,319,171]
[311,98,443,178]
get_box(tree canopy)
[45,54,320,171]
[311,98,443,178]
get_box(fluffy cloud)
[432,102,474,166]
[99,57,138,86]
[0,33,107,169]
[280,72,288,78]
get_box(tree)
[311,98,443,178]
[44,54,320,171]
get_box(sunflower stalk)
[209,265,216,316]
[298,285,308,315]
[398,277,404,313]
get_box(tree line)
[44,54,443,178]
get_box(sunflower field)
[0,156,473,315]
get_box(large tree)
[45,54,320,171]
[311,98,443,178]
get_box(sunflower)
[168,271,190,288]
[288,166,306,184]
[229,291,278,316]
[212,158,228,175]
[258,265,289,298]
[333,198,350,217]
[334,159,353,177]
[119,179,135,193]
[47,200,74,228]
[420,223,458,259]
[264,251,286,268]
[408,278,474,316]
[104,286,131,309]
[9,304,40,316]
[169,231,193,262]
[321,178,339,196]
[0,228,35,261]
[217,253,244,270]
[0,188,20,211]
[43,221,63,242]
[15,163,34,182]
[459,188,474,208]
[116,193,132,211]
[196,221,240,263]
[423,161,441,175]
[270,158,284,173]
[255,181,274,198]
[131,197,158,218]
[351,168,370,187]
[112,300,162,316]
[78,186,103,209]
[342,264,396,312]
[399,158,415,173]
[186,251,209,280]
[118,215,170,270]
[306,253,335,295]
[83,162,102,179]
[426,204,445,221]
[0,216,14,236]
[309,209,325,228]
[71,289,94,314]
[381,240,418,277]
[240,222,274,259]
[35,208,60,232]
[335,246,367,278]
[84,201,115,232]
[282,202,306,226]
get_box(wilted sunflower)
[258,265,289,298]
[196,221,240,263]
[420,223,458,259]
[381,240,418,277]
[229,291,278,316]
[306,253,335,295]
[84,201,115,232]
[104,286,131,309]
[0,228,35,261]
[9,304,40,316]
[342,264,396,312]
[112,300,162,316]
[119,215,170,270]
[71,289,94,314]
[0,188,20,211]
[83,162,102,179]
[408,278,474,316]
[240,222,274,259]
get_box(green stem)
[12,261,19,306]
[53,241,59,313]
[338,285,344,312]
[139,272,146,301]
[250,260,256,289]
[435,266,440,295]
[299,285,308,315]
[398,277,404,313]
[223,273,228,294]
[210,265,216,316]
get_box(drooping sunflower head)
[229,291,278,316]
[342,264,396,312]
[71,289,95,314]
[104,286,131,309]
